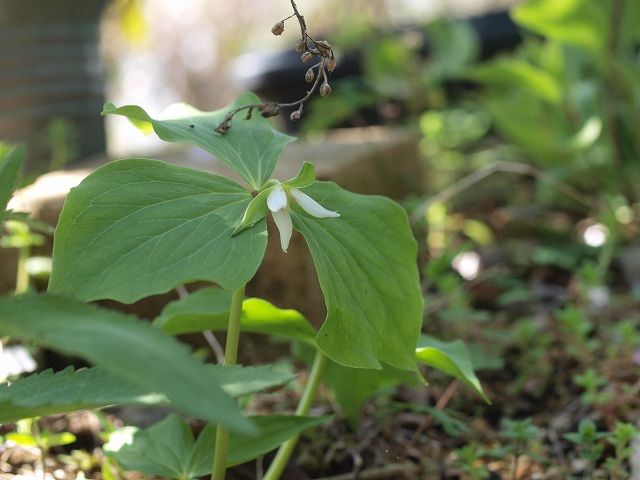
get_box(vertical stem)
[263,349,327,480]
[15,245,30,295]
[211,284,246,480]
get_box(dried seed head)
[271,21,285,36]
[327,56,337,73]
[305,68,315,83]
[315,40,332,55]
[295,38,306,52]
[290,110,302,121]
[258,102,280,118]
[320,82,332,97]
[301,51,314,63]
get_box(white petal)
[291,188,340,218]
[272,209,293,252]
[267,185,288,212]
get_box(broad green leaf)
[0,294,254,433]
[0,365,293,425]
[284,162,316,189]
[511,0,608,55]
[155,287,317,344]
[291,182,423,370]
[105,414,331,479]
[102,93,295,189]
[416,335,489,403]
[0,145,24,220]
[467,59,562,104]
[48,159,267,303]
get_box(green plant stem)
[211,284,246,480]
[15,246,30,294]
[263,349,327,480]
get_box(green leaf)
[102,93,295,189]
[48,159,267,303]
[323,360,418,426]
[0,145,24,220]
[511,0,608,55]
[284,162,316,189]
[233,186,273,235]
[155,287,317,344]
[466,59,562,104]
[5,432,38,447]
[0,365,293,425]
[416,335,489,403]
[0,294,254,433]
[105,414,331,479]
[291,182,423,370]
[4,211,54,234]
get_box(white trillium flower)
[267,184,340,252]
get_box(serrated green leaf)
[0,294,254,433]
[155,287,317,344]
[291,182,423,370]
[416,335,489,403]
[102,93,295,189]
[48,159,267,303]
[0,365,293,425]
[0,145,24,221]
[284,162,315,189]
[0,367,162,425]
[105,414,331,479]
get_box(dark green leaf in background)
[105,414,331,479]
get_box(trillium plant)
[0,3,486,480]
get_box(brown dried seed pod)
[290,110,302,121]
[301,51,314,63]
[315,40,332,55]
[320,82,332,97]
[271,21,285,36]
[295,38,306,52]
[258,102,280,117]
[327,56,337,72]
[305,68,315,83]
